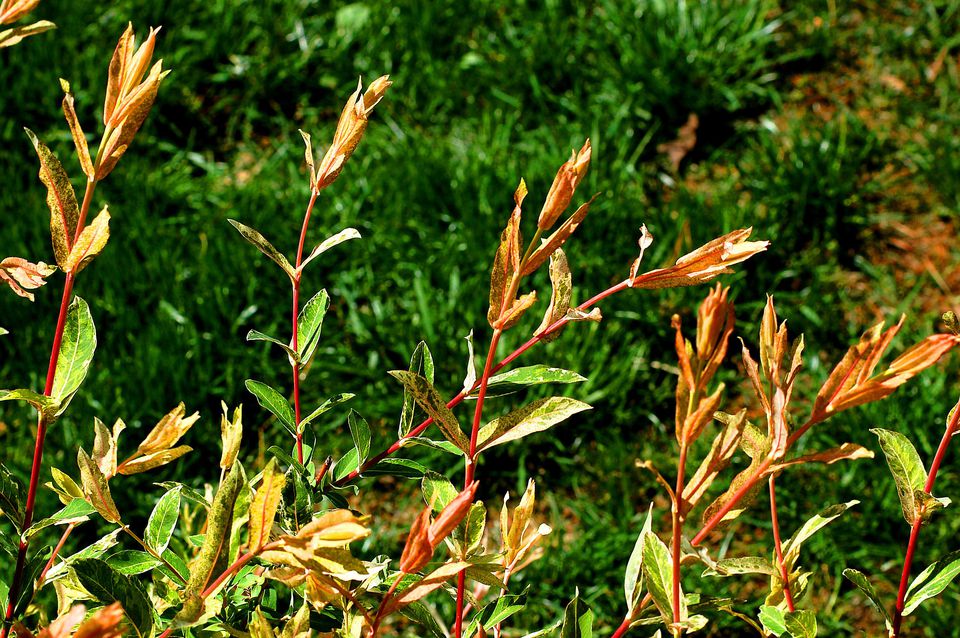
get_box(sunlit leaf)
[50,296,96,417]
[782,501,858,569]
[117,445,192,475]
[702,556,776,578]
[384,561,470,613]
[904,549,960,615]
[25,498,95,539]
[400,341,435,437]
[536,249,572,342]
[523,195,597,276]
[25,128,78,269]
[220,402,243,470]
[297,289,330,364]
[229,219,295,281]
[0,21,56,48]
[475,365,587,398]
[624,504,653,610]
[642,532,680,623]
[107,550,162,576]
[247,330,298,363]
[145,486,181,555]
[249,458,286,551]
[60,80,94,179]
[0,256,56,302]
[560,589,594,638]
[389,370,469,453]
[0,464,26,531]
[421,471,458,513]
[347,410,371,466]
[488,204,522,328]
[476,397,591,452]
[299,392,355,432]
[758,605,787,636]
[871,428,926,524]
[77,448,120,523]
[0,388,58,420]
[298,228,362,274]
[65,206,110,273]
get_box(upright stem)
[291,189,320,464]
[891,397,960,636]
[671,444,689,631]
[455,328,503,638]
[2,180,97,637]
[334,278,634,487]
[768,475,796,611]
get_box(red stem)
[671,444,688,629]
[36,522,76,587]
[291,189,320,464]
[768,475,796,611]
[610,615,634,638]
[691,457,773,546]
[455,328,503,638]
[891,397,960,636]
[2,180,98,637]
[334,278,633,486]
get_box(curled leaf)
[0,257,55,301]
[536,249,572,342]
[64,206,110,273]
[26,128,79,269]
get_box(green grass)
[2,0,960,634]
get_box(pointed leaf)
[299,392,355,432]
[401,341,435,437]
[0,464,25,531]
[347,410,371,464]
[475,365,587,398]
[536,249,572,342]
[0,389,58,420]
[145,487,181,555]
[560,590,594,638]
[476,397,591,452]
[842,568,892,629]
[871,428,926,524]
[77,448,120,523]
[782,501,858,569]
[0,21,56,48]
[107,550,163,576]
[245,380,296,436]
[65,206,110,273]
[784,610,817,638]
[51,296,96,417]
[249,458,286,550]
[73,558,153,637]
[61,81,94,179]
[759,605,787,636]
[229,219,295,281]
[904,549,960,615]
[247,330,298,363]
[25,498,95,539]
[624,504,654,610]
[25,128,79,269]
[642,532,680,623]
[389,370,469,453]
[298,228,362,274]
[297,289,330,364]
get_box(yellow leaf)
[25,128,79,269]
[65,207,110,273]
[249,458,286,551]
[77,448,120,523]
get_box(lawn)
[1,0,959,635]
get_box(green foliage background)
[1,0,959,634]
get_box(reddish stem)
[291,189,320,464]
[768,475,796,612]
[2,180,98,637]
[334,279,632,486]
[455,328,503,638]
[891,397,960,636]
[36,522,76,587]
[691,457,773,546]
[610,615,634,638]
[671,444,688,629]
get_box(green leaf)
[421,471,458,513]
[145,487,182,555]
[25,498,95,539]
[346,410,371,465]
[641,531,679,623]
[299,392,355,432]
[842,568,892,629]
[73,558,153,637]
[399,602,447,638]
[624,504,654,611]
[784,610,817,638]
[0,389,59,420]
[389,370,469,453]
[904,549,960,615]
[475,365,587,398]
[107,550,163,575]
[51,296,96,417]
[247,330,298,363]
[871,428,926,524]
[400,341,435,438]
[406,437,463,455]
[333,447,361,482]
[782,500,858,568]
[298,228,362,274]
[245,380,296,436]
[463,500,486,554]
[0,327,7,336]
[702,556,776,578]
[297,289,330,364]
[0,464,25,531]
[476,397,591,452]
[228,219,294,281]
[560,589,594,638]
[359,457,429,479]
[759,605,787,636]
